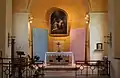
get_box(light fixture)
[85,13,90,24]
[30,17,33,20]
[85,17,87,20]
[104,32,112,47]
[29,20,32,23]
[86,21,89,24]
[86,14,89,18]
[29,15,33,23]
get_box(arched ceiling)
[13,0,108,28]
[13,0,108,13]
[88,0,108,12]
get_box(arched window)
[50,10,68,36]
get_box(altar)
[45,52,74,66]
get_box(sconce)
[28,39,33,47]
[85,40,89,48]
[104,32,112,46]
[85,13,90,24]
[29,15,33,23]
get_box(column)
[5,0,12,58]
[0,0,12,58]
[108,0,120,78]
[89,13,108,60]
[0,0,6,57]
[13,13,29,56]
[0,0,12,77]
[0,0,6,78]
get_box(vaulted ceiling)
[89,0,108,12]
[13,0,108,27]
[13,0,108,13]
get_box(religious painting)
[49,10,69,36]
[96,43,103,50]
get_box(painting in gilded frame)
[49,10,69,37]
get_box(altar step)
[41,75,110,78]
[43,71,110,78]
[44,71,75,77]
[41,76,110,78]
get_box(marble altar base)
[45,52,74,66]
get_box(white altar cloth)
[45,52,74,66]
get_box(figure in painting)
[52,21,58,32]
[52,18,65,33]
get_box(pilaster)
[13,13,29,56]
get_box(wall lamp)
[104,32,112,47]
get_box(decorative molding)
[88,0,108,13]
[90,11,108,13]
[26,0,33,12]
[14,0,33,13]
[88,0,92,12]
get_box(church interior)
[0,0,120,78]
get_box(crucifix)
[56,42,61,52]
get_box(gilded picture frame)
[49,10,69,37]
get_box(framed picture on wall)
[96,43,103,50]
[49,9,69,37]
